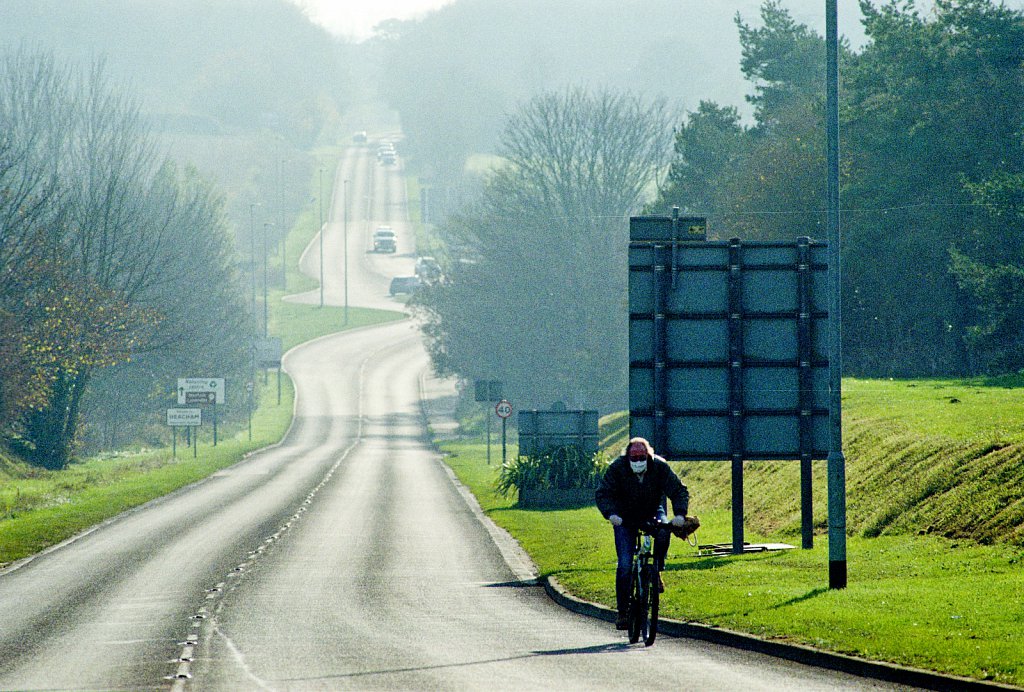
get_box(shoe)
[615,615,629,630]
[658,573,665,593]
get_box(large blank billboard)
[629,217,829,460]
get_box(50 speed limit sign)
[495,399,513,418]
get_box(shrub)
[496,445,609,498]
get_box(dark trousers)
[612,522,670,616]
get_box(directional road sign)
[177,378,225,405]
[167,408,202,426]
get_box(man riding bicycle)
[595,437,690,630]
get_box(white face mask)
[629,459,648,474]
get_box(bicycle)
[627,519,664,646]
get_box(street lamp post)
[279,158,287,291]
[249,203,258,318]
[825,0,847,590]
[319,167,325,308]
[246,381,254,441]
[343,178,349,324]
[263,222,271,339]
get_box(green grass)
[441,441,1024,685]
[270,296,405,353]
[438,376,1024,686]
[844,375,1024,442]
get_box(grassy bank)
[439,376,1024,686]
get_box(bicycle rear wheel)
[644,564,659,646]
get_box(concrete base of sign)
[697,542,796,557]
[517,487,596,509]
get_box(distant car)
[389,276,421,296]
[352,130,368,143]
[376,143,396,165]
[414,256,442,283]
[372,227,397,253]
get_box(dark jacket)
[595,454,689,525]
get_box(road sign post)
[475,380,503,465]
[177,378,224,447]
[496,400,513,465]
[167,408,202,459]
[253,338,283,404]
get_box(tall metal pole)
[319,167,325,308]
[280,158,287,291]
[249,203,257,319]
[826,0,847,589]
[263,222,270,339]
[343,178,349,325]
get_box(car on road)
[377,142,396,165]
[352,130,368,143]
[389,276,421,296]
[414,256,442,283]
[372,227,397,253]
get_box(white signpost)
[167,408,202,426]
[167,407,202,458]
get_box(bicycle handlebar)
[624,518,669,535]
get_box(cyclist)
[595,436,689,630]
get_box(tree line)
[0,52,254,469]
[655,0,1024,376]
[414,0,1024,416]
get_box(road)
[0,136,915,691]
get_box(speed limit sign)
[495,399,513,418]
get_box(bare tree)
[0,52,73,434]
[1,52,253,468]
[418,88,675,412]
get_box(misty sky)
[290,0,455,40]
[293,0,1024,47]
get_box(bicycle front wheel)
[644,564,659,646]
[627,562,646,644]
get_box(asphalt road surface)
[0,137,916,691]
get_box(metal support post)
[728,238,745,554]
[826,0,848,589]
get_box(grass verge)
[0,377,293,567]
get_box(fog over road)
[0,138,915,691]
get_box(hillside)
[599,376,1024,546]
